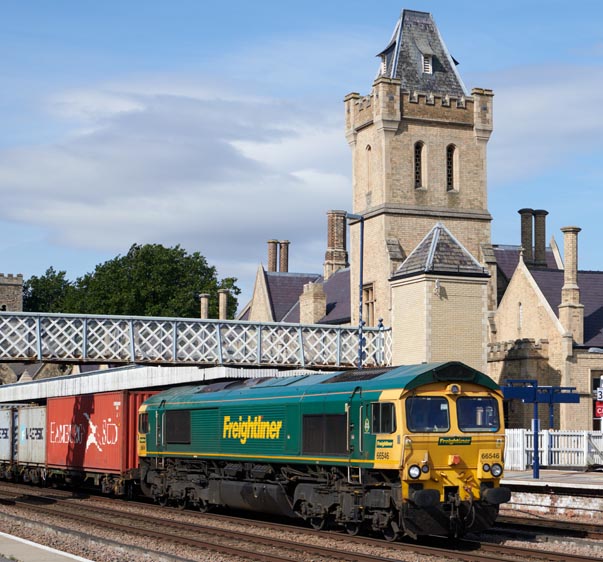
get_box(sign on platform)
[597,387,603,401]
[596,401,603,418]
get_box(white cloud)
[0,77,351,306]
[486,64,603,184]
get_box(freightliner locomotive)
[138,361,511,539]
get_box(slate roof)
[493,245,560,283]
[530,269,603,348]
[377,9,467,97]
[392,222,488,279]
[282,267,351,325]
[265,272,321,322]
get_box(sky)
[1,1,603,311]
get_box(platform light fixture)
[346,212,365,369]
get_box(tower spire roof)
[392,223,488,279]
[377,9,467,97]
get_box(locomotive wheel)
[310,517,326,530]
[345,522,362,536]
[176,497,187,510]
[157,495,168,507]
[382,523,400,542]
[198,500,209,513]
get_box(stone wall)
[0,274,23,311]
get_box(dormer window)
[422,54,432,74]
[380,55,387,76]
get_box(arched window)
[414,142,424,189]
[365,145,372,195]
[446,144,458,191]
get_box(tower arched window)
[446,144,458,192]
[414,141,425,189]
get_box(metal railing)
[505,428,603,469]
[0,312,392,369]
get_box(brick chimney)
[518,208,534,265]
[559,226,583,344]
[533,209,548,267]
[279,240,290,273]
[218,289,229,320]
[199,293,210,319]
[267,240,278,272]
[299,282,326,324]
[323,210,349,280]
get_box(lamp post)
[346,212,365,369]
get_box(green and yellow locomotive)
[137,361,511,539]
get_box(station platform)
[0,532,94,562]
[502,468,603,492]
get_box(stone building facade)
[238,9,603,430]
[0,274,23,311]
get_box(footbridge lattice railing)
[0,312,392,369]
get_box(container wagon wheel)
[176,496,187,510]
[310,516,327,530]
[198,499,209,513]
[157,495,169,507]
[345,522,362,536]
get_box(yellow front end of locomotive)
[399,382,507,505]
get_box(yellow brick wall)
[390,277,427,364]
[391,274,488,371]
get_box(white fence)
[505,429,603,470]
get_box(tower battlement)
[346,83,494,135]
[0,273,24,285]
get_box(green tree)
[23,267,75,312]
[25,244,240,318]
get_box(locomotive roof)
[143,361,499,406]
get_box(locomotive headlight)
[408,465,421,479]
[491,463,503,477]
[482,463,491,472]
[421,464,430,473]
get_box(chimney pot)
[518,208,534,265]
[267,240,278,272]
[279,240,290,273]
[199,293,210,319]
[323,210,349,280]
[533,209,548,267]
[218,289,229,320]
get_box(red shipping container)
[46,391,156,474]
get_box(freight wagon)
[46,391,156,494]
[0,391,156,495]
[0,404,46,483]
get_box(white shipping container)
[16,406,46,465]
[0,408,13,462]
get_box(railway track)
[0,483,601,562]
[496,514,603,540]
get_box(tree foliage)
[23,244,240,319]
[23,267,75,313]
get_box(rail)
[0,312,392,369]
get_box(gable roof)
[282,267,351,325]
[493,245,560,283]
[377,9,467,97]
[392,222,488,279]
[265,272,321,322]
[531,269,603,347]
